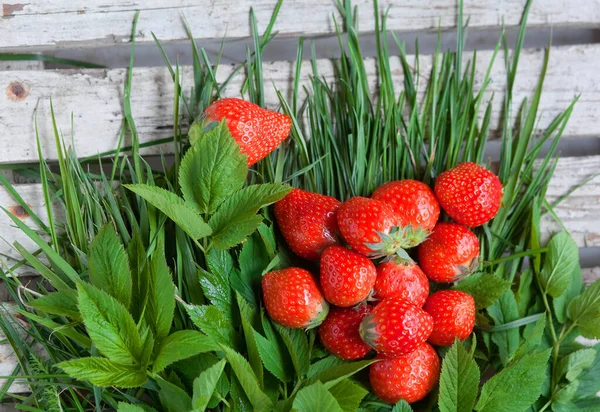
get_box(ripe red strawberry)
[423,290,475,346]
[262,268,328,329]
[372,179,440,246]
[359,297,433,356]
[274,188,340,260]
[374,259,429,307]
[318,305,372,360]
[337,197,411,259]
[434,162,503,227]
[203,98,292,166]
[320,245,377,307]
[417,222,480,283]
[370,342,440,404]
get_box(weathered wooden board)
[2,1,600,51]
[0,44,598,164]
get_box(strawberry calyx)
[453,256,480,282]
[304,301,330,330]
[364,225,428,261]
[358,313,378,348]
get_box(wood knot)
[9,205,29,219]
[6,81,28,101]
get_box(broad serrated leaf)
[125,184,212,240]
[186,304,238,349]
[538,232,579,298]
[77,282,142,365]
[553,380,579,405]
[146,252,176,342]
[180,120,247,214]
[438,340,480,412]
[29,290,80,320]
[511,313,547,363]
[173,353,229,409]
[307,356,345,379]
[453,272,512,309]
[253,330,292,383]
[274,324,310,377]
[475,349,551,412]
[568,278,600,339]
[229,373,253,412]
[488,290,520,365]
[117,403,147,412]
[192,359,227,411]
[157,376,192,412]
[557,348,596,382]
[309,360,376,389]
[293,381,342,412]
[208,184,291,250]
[238,233,270,305]
[57,357,146,388]
[554,266,583,323]
[88,224,132,308]
[220,345,273,411]
[328,379,368,412]
[152,330,218,374]
[515,270,534,318]
[200,248,234,322]
[392,400,413,412]
[236,294,264,386]
[575,345,600,401]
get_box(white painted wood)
[1,1,600,50]
[0,44,598,164]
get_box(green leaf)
[152,330,218,374]
[309,360,376,389]
[201,248,234,322]
[229,373,253,412]
[173,353,229,409]
[192,359,227,411]
[293,381,343,412]
[557,348,597,382]
[117,403,147,412]
[488,290,520,365]
[553,380,579,405]
[328,379,368,412]
[392,400,413,412]
[146,252,176,342]
[236,294,264,387]
[274,324,310,377]
[453,272,511,309]
[220,345,273,411]
[57,357,146,388]
[307,356,345,379]
[186,304,238,349]
[511,313,547,363]
[538,232,579,298]
[237,233,270,306]
[515,270,534,318]
[253,329,292,383]
[475,349,551,412]
[208,184,291,250]
[29,290,80,320]
[574,345,600,401]
[438,340,480,412]
[568,278,600,339]
[88,224,133,308]
[77,282,142,365]
[125,184,212,240]
[157,376,192,412]
[179,120,247,214]
[554,266,583,323]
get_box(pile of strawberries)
[264,164,503,404]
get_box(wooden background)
[1,0,599,398]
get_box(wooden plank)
[2,1,600,50]
[0,44,598,164]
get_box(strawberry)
[320,245,377,307]
[371,179,440,246]
[359,297,433,356]
[374,259,429,307]
[337,197,412,259]
[369,342,440,404]
[434,162,503,227]
[203,98,292,166]
[423,290,475,346]
[318,305,372,360]
[262,268,328,329]
[417,222,480,283]
[274,188,340,260]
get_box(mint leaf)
[557,348,597,382]
[180,121,247,215]
[57,357,146,388]
[309,360,376,389]
[328,379,368,412]
[568,278,600,339]
[475,349,551,412]
[192,359,227,411]
[293,381,342,412]
[488,290,520,365]
[125,184,212,240]
[88,224,132,308]
[453,272,511,309]
[438,340,480,412]
[157,376,192,412]
[392,400,413,412]
[220,345,273,411]
[186,304,238,348]
[29,290,80,320]
[152,330,217,374]
[274,324,310,378]
[201,248,234,322]
[146,252,176,342]
[539,232,579,298]
[77,282,142,365]
[554,266,583,323]
[515,270,534,317]
[511,313,547,363]
[208,184,291,250]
